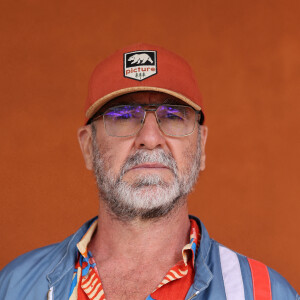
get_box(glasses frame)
[90,104,203,137]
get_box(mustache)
[119,149,178,178]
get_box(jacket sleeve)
[268,266,299,300]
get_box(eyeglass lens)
[103,105,196,137]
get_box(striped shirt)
[69,219,200,300]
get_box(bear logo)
[128,53,154,65]
[124,50,157,81]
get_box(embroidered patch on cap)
[124,50,157,81]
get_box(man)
[0,44,298,300]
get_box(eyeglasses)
[90,104,202,137]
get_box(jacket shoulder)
[211,240,298,299]
[267,266,299,300]
[1,239,68,275]
[0,242,64,298]
[0,218,96,299]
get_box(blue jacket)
[0,216,298,300]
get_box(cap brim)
[86,86,202,120]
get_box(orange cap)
[85,43,204,123]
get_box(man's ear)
[199,125,208,171]
[77,125,94,170]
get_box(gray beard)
[91,124,202,221]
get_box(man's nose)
[134,112,166,150]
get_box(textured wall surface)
[0,0,299,291]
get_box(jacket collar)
[46,217,97,287]
[188,215,213,294]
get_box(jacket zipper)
[187,290,200,300]
[47,287,53,300]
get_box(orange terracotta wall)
[0,0,299,292]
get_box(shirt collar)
[76,218,200,267]
[182,218,200,266]
[76,219,97,258]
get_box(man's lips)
[130,163,170,170]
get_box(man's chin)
[100,181,183,221]
[109,194,183,221]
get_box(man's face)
[78,92,207,221]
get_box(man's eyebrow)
[114,99,138,105]
[162,98,183,105]
[102,97,185,111]
[98,99,136,112]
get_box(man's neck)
[89,201,191,266]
